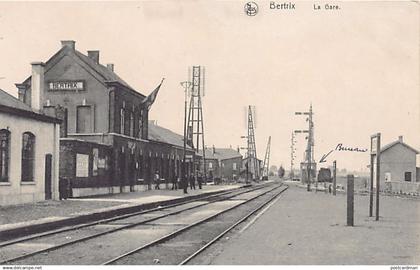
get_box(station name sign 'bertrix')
[48,81,85,91]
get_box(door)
[129,154,135,191]
[45,154,52,200]
[119,151,126,192]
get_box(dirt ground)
[193,184,420,265]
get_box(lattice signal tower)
[262,136,271,178]
[247,105,259,180]
[186,66,206,179]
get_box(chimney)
[107,64,114,72]
[61,40,75,50]
[30,62,45,111]
[212,145,216,154]
[398,136,403,143]
[87,50,100,64]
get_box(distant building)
[200,148,219,180]
[380,136,420,193]
[0,86,60,206]
[300,162,317,184]
[200,147,242,181]
[241,156,262,180]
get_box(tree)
[278,166,285,178]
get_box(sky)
[0,1,418,172]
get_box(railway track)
[106,183,289,265]
[0,183,277,265]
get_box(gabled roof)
[148,122,192,150]
[199,148,242,161]
[0,89,35,113]
[74,50,135,92]
[200,149,218,160]
[242,156,263,163]
[0,89,60,124]
[381,140,419,154]
[20,45,146,98]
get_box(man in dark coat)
[171,171,178,190]
[59,178,69,200]
[189,173,196,190]
[197,171,203,189]
[182,173,188,194]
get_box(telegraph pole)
[290,132,296,179]
[307,104,314,191]
[240,135,250,184]
[295,104,315,192]
[181,81,191,182]
[369,133,381,220]
[333,160,337,195]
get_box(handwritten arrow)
[319,150,334,163]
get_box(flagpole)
[180,81,191,190]
[142,78,165,109]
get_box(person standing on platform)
[189,173,196,190]
[59,178,69,200]
[171,171,178,190]
[182,173,188,194]
[197,171,202,189]
[154,170,161,190]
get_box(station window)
[0,129,10,182]
[404,172,412,182]
[92,148,99,176]
[120,108,125,134]
[21,132,35,182]
[233,163,237,170]
[77,106,93,133]
[129,112,134,137]
[138,110,144,138]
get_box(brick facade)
[15,40,195,197]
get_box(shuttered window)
[77,106,92,133]
[120,108,125,134]
[405,172,412,182]
[21,132,35,182]
[130,112,134,137]
[0,129,10,182]
[138,110,144,138]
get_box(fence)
[384,181,420,194]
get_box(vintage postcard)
[0,0,418,268]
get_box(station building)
[15,40,194,197]
[380,136,420,193]
[0,85,60,205]
[148,121,195,182]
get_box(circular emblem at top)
[244,2,258,16]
